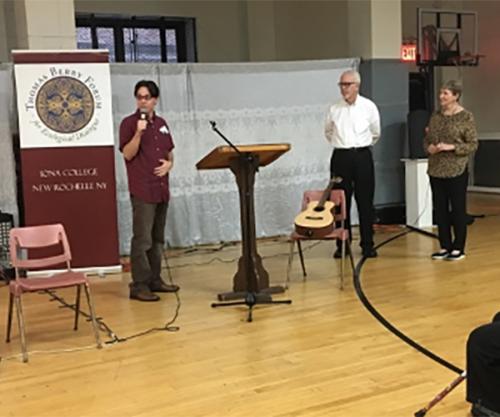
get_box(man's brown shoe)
[130,288,160,302]
[150,281,180,293]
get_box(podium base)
[217,285,286,302]
[211,290,292,322]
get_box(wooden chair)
[6,224,102,362]
[286,189,354,290]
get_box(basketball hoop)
[449,53,484,66]
[417,9,480,67]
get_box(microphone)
[139,108,148,121]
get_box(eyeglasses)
[136,94,152,101]
[338,82,357,87]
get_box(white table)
[402,158,433,227]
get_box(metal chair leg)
[347,240,355,271]
[6,292,13,343]
[340,239,345,290]
[286,240,295,289]
[74,285,81,331]
[297,240,307,280]
[14,296,28,363]
[83,284,102,349]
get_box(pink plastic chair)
[287,189,354,290]
[6,224,102,362]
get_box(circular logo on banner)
[36,76,95,134]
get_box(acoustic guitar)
[294,177,341,238]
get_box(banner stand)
[13,50,121,275]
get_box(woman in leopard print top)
[424,80,478,261]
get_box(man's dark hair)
[134,80,160,98]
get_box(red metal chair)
[287,189,354,290]
[6,224,102,362]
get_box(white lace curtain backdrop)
[0,64,18,225]
[0,59,359,254]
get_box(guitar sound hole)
[305,216,322,220]
[313,206,324,212]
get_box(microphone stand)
[209,121,243,157]
[208,121,291,322]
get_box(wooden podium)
[196,144,291,301]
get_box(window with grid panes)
[75,14,196,63]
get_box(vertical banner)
[13,50,120,272]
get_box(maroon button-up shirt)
[119,110,175,203]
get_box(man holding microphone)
[120,80,178,302]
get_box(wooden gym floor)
[0,192,499,417]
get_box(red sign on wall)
[401,44,417,62]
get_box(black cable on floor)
[43,252,182,345]
[405,224,439,240]
[163,241,321,270]
[44,289,119,343]
[107,252,181,344]
[352,228,464,375]
[98,241,321,344]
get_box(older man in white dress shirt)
[324,69,381,258]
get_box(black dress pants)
[429,169,468,252]
[330,147,375,251]
[467,316,500,414]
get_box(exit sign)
[401,44,417,62]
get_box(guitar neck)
[316,179,336,209]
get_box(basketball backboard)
[417,8,479,66]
